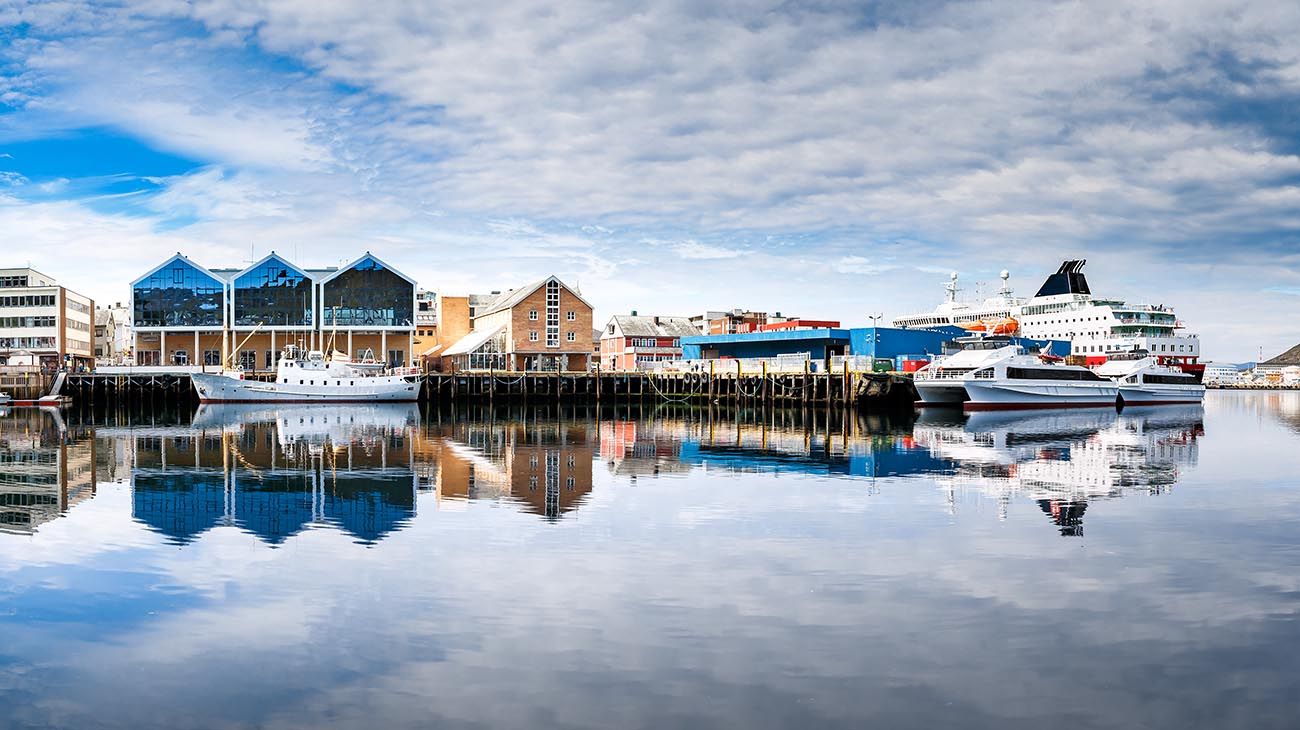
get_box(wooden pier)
[61,369,918,410]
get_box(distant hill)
[1262,343,1300,366]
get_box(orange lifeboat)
[988,317,1019,335]
[958,320,988,332]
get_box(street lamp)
[868,313,883,328]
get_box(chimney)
[631,310,638,316]
[653,316,661,325]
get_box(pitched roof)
[95,310,112,326]
[608,315,698,338]
[475,276,593,318]
[444,325,504,356]
[1262,343,1300,366]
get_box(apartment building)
[0,267,94,370]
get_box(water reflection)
[0,402,1210,541]
[129,404,423,546]
[9,397,1300,730]
[915,406,1204,536]
[0,408,100,534]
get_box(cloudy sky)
[1,0,1298,360]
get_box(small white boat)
[191,345,420,403]
[0,392,10,407]
[961,351,1119,411]
[1094,351,1205,406]
[914,336,1018,406]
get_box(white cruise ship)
[894,261,1200,365]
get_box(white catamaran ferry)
[191,345,420,403]
[1094,351,1205,406]
[894,260,1200,365]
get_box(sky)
[0,0,1298,361]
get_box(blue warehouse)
[681,326,1069,367]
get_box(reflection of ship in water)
[0,409,100,535]
[914,406,1204,536]
[128,404,424,546]
[427,420,594,520]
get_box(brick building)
[444,275,594,371]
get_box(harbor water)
[2,391,1299,729]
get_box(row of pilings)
[60,370,919,411]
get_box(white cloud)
[0,0,1298,357]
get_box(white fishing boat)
[1094,351,1205,406]
[191,345,420,403]
[960,351,1119,411]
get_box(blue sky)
[1,0,1298,360]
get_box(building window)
[233,255,313,327]
[134,258,225,328]
[203,350,221,366]
[238,350,257,370]
[566,331,576,342]
[320,255,414,328]
[529,310,538,320]
[566,311,575,321]
[546,281,560,347]
[530,331,539,342]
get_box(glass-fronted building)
[129,252,417,371]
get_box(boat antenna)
[999,270,1013,298]
[945,272,960,303]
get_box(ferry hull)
[963,380,1119,411]
[1117,386,1205,406]
[914,380,968,406]
[191,373,419,403]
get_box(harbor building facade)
[444,276,594,372]
[130,252,417,372]
[600,314,698,371]
[0,267,95,370]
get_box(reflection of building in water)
[430,421,594,519]
[913,406,1204,536]
[679,419,954,480]
[127,404,424,546]
[0,409,98,535]
[599,421,691,479]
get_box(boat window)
[1006,366,1105,381]
[1145,374,1198,385]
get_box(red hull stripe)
[1116,400,1203,406]
[964,401,1117,411]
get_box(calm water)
[2,392,1299,729]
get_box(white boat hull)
[191,372,419,403]
[1117,385,1205,406]
[914,380,968,406]
[963,380,1119,411]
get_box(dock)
[61,369,918,410]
